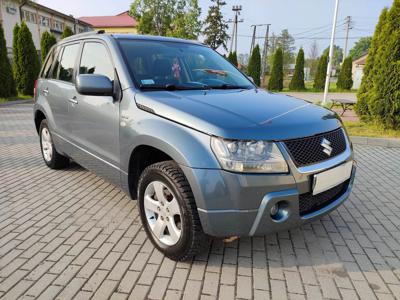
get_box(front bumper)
[180,131,356,237]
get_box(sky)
[37,0,393,57]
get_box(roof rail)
[61,30,106,41]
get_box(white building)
[0,0,92,59]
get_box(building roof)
[353,52,368,65]
[79,11,136,28]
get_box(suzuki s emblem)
[321,138,333,156]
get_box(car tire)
[138,161,210,261]
[39,120,69,169]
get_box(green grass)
[0,94,32,103]
[343,121,400,139]
[280,81,358,93]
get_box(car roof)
[60,31,204,46]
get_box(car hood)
[134,89,342,140]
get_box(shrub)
[313,54,328,90]
[337,56,353,90]
[0,23,16,97]
[227,51,238,66]
[289,48,305,90]
[61,26,74,39]
[16,22,40,95]
[40,31,57,62]
[268,48,283,91]
[12,24,21,88]
[247,45,261,86]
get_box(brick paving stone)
[2,103,400,299]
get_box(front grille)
[284,128,347,167]
[299,180,350,216]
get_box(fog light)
[270,204,279,216]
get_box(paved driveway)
[1,103,400,300]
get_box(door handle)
[42,88,49,96]
[68,96,78,104]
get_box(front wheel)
[138,161,210,261]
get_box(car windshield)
[118,39,255,90]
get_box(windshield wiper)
[209,84,252,90]
[139,84,210,91]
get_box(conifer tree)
[337,56,353,90]
[268,48,283,91]
[0,23,16,97]
[313,54,328,90]
[227,51,238,66]
[16,22,40,95]
[40,31,57,62]
[247,45,261,86]
[203,0,229,50]
[12,24,21,89]
[289,48,305,90]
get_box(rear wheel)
[39,120,69,169]
[138,161,209,261]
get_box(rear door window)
[79,42,114,81]
[58,43,80,83]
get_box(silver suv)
[34,31,356,261]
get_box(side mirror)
[247,76,255,83]
[76,74,113,96]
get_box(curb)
[0,99,33,107]
[350,136,400,148]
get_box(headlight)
[211,137,288,173]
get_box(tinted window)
[51,47,62,79]
[79,42,114,80]
[58,43,80,82]
[41,47,56,78]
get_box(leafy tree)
[130,0,201,39]
[313,54,328,90]
[356,8,388,118]
[40,31,57,62]
[289,48,305,90]
[16,22,40,95]
[307,40,319,79]
[349,37,372,59]
[276,29,295,69]
[167,0,201,39]
[12,24,21,88]
[0,23,16,97]
[61,26,74,39]
[336,56,353,90]
[366,0,400,128]
[227,51,238,66]
[323,45,343,68]
[203,0,229,50]
[247,45,261,86]
[268,48,283,91]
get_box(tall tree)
[40,31,57,62]
[12,24,21,90]
[366,0,400,128]
[130,0,201,39]
[167,0,201,39]
[289,48,305,90]
[0,24,16,97]
[356,8,388,118]
[313,54,328,90]
[16,22,40,95]
[276,29,295,69]
[349,37,372,59]
[323,45,343,69]
[61,26,74,39]
[227,51,238,66]
[247,45,261,86]
[203,0,229,50]
[336,56,353,90]
[307,40,319,79]
[268,48,283,91]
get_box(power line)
[227,5,243,54]
[343,16,353,61]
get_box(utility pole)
[323,0,340,106]
[343,16,352,62]
[228,5,243,54]
[261,24,271,81]
[250,25,257,55]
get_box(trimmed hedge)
[337,56,353,90]
[268,48,283,91]
[289,48,305,90]
[0,23,16,97]
[247,45,261,86]
[313,54,328,90]
[40,31,57,62]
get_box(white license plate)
[313,161,353,195]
